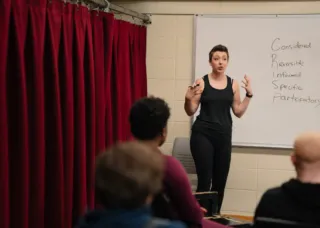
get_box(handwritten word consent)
[271,38,312,52]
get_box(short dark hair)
[209,44,229,61]
[129,96,170,140]
[95,141,164,209]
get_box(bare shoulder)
[195,77,204,84]
[231,77,239,86]
[231,78,239,93]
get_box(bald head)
[293,132,320,163]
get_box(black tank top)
[192,74,234,137]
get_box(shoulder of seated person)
[149,218,186,228]
[264,186,284,196]
[259,186,284,204]
[162,156,188,179]
[169,221,187,228]
[163,155,183,168]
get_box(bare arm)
[184,98,200,116]
[184,78,204,116]
[232,80,252,118]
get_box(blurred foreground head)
[292,131,320,182]
[95,141,164,209]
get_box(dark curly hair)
[129,96,170,140]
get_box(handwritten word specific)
[272,80,303,91]
[271,38,312,52]
[273,93,320,108]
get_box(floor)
[224,215,253,222]
[208,214,253,227]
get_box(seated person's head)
[292,132,320,180]
[129,96,170,147]
[95,141,164,209]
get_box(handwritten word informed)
[273,71,301,78]
[273,93,320,108]
[271,38,312,52]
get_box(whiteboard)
[193,14,320,148]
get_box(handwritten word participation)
[273,93,320,108]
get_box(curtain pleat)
[103,14,115,147]
[73,5,88,219]
[44,2,65,227]
[25,2,46,228]
[60,4,75,228]
[0,0,11,227]
[8,2,30,228]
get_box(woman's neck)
[210,71,225,80]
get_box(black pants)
[190,130,232,214]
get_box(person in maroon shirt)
[129,96,228,228]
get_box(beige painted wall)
[116,1,320,216]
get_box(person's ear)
[162,127,167,137]
[291,153,297,166]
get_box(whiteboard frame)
[192,13,320,149]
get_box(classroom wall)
[114,1,320,216]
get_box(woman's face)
[210,51,229,74]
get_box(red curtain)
[0,0,147,227]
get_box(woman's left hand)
[241,75,252,95]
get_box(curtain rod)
[85,0,151,24]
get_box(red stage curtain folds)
[0,0,147,227]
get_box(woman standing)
[184,44,253,214]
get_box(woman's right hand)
[184,78,204,116]
[185,83,203,100]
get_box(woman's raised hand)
[241,75,253,95]
[185,81,203,100]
